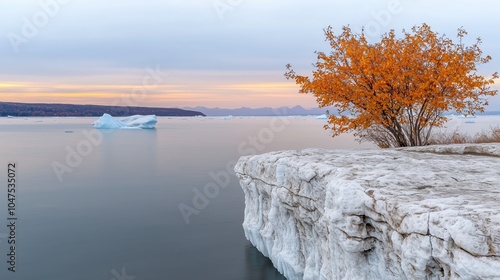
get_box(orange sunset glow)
[1,0,499,110]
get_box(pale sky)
[1,0,499,109]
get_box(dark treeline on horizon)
[0,102,204,117]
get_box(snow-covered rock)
[235,144,500,280]
[92,113,157,129]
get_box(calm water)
[0,116,373,280]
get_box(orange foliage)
[285,24,498,147]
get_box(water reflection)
[244,242,286,280]
[0,117,371,280]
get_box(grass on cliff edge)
[429,126,500,145]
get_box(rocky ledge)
[235,144,500,279]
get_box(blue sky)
[1,0,499,109]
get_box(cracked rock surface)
[234,144,500,280]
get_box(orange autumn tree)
[285,24,498,147]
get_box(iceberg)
[235,144,500,280]
[92,113,157,129]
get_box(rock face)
[234,144,500,280]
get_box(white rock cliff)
[235,144,500,279]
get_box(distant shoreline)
[1,101,499,117]
[0,102,204,117]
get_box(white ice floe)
[315,114,328,119]
[92,113,157,129]
[235,144,500,280]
